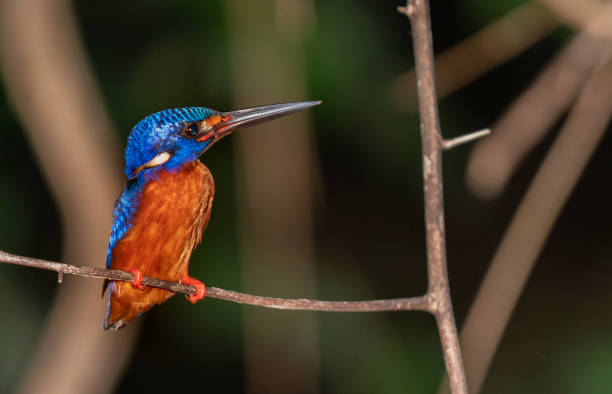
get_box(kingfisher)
[102,101,320,330]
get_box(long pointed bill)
[197,100,321,144]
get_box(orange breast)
[107,160,214,325]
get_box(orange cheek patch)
[205,114,223,127]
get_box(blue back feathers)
[106,107,218,268]
[106,178,140,268]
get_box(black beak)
[197,101,321,144]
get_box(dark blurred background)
[0,1,611,393]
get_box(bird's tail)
[101,281,127,331]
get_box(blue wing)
[106,178,143,268]
[102,177,143,299]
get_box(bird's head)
[124,101,320,180]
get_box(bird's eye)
[183,123,199,138]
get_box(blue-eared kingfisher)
[102,101,320,330]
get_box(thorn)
[57,268,64,283]
[397,2,416,16]
[442,128,491,150]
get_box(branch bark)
[398,1,468,393]
[0,250,430,312]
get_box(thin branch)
[0,250,430,312]
[442,129,491,150]
[399,1,468,394]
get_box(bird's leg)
[129,268,145,290]
[180,275,206,303]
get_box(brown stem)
[399,1,468,394]
[0,250,429,312]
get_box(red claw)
[180,275,206,304]
[129,268,145,290]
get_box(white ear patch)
[144,152,171,168]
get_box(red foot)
[129,268,145,290]
[181,275,206,304]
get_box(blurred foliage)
[0,0,611,393]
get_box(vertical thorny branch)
[399,1,469,393]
